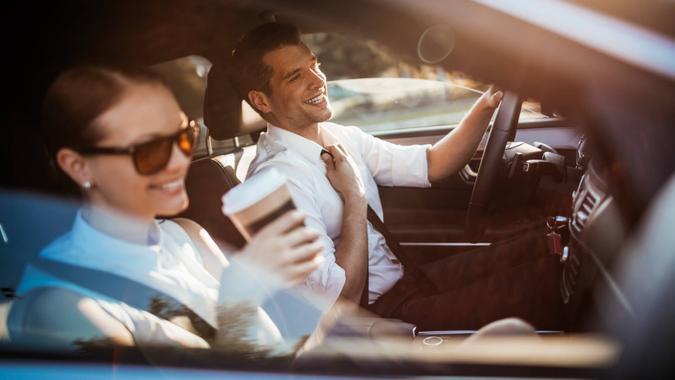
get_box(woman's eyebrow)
[131,120,186,144]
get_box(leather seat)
[177,63,265,249]
[179,158,246,249]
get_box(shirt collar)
[69,210,162,267]
[266,123,337,164]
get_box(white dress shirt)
[247,122,431,304]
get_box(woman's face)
[83,84,191,221]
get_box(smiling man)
[229,23,559,330]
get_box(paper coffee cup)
[222,168,298,241]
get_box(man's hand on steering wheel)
[479,86,504,111]
[465,90,523,242]
[427,86,504,182]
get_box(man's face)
[258,44,333,130]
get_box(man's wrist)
[343,193,367,212]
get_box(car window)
[303,33,547,135]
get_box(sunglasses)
[78,121,199,175]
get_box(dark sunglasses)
[78,121,199,175]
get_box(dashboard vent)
[572,191,598,234]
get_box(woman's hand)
[237,210,324,287]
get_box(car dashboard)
[560,138,630,330]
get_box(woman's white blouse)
[13,211,281,348]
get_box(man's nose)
[308,68,325,89]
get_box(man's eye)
[289,73,300,82]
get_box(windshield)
[329,78,547,135]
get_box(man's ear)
[248,90,272,114]
[56,148,93,188]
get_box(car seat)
[177,63,265,249]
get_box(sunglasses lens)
[132,124,198,175]
[134,138,173,175]
[177,126,197,156]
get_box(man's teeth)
[160,179,183,191]
[304,94,322,105]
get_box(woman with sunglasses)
[9,66,324,350]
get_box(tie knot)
[320,149,334,159]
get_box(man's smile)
[304,92,325,105]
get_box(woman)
[8,66,324,351]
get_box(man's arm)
[427,87,503,182]
[321,145,368,304]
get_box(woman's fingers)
[281,227,320,248]
[285,240,324,264]
[283,252,324,284]
[256,210,305,238]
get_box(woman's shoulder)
[18,286,92,310]
[39,230,76,260]
[8,286,133,347]
[158,218,190,241]
[159,218,211,255]
[164,218,229,279]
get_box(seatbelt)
[32,258,216,340]
[368,205,429,277]
[360,205,431,309]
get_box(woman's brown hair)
[41,65,170,194]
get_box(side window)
[302,33,546,136]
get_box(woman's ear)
[248,90,272,114]
[56,148,93,189]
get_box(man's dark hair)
[229,23,303,112]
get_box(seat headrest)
[204,64,267,141]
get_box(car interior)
[2,0,675,378]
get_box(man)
[230,23,560,330]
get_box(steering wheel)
[465,91,522,242]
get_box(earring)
[82,181,92,189]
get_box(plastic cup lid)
[222,168,287,215]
